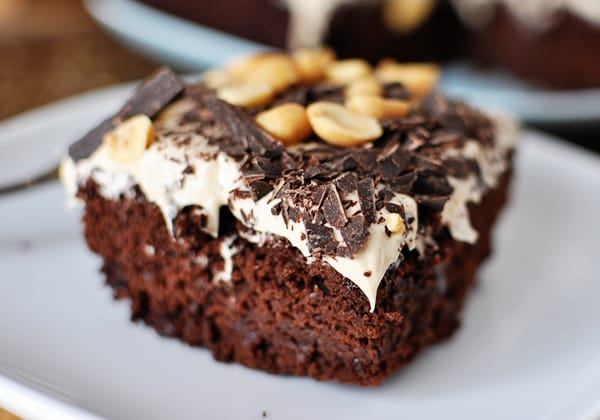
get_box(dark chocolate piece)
[119,67,185,118]
[68,67,184,161]
[357,179,376,224]
[323,184,348,228]
[341,215,369,255]
[68,117,119,161]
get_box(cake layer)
[79,168,510,386]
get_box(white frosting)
[215,236,238,282]
[61,100,517,310]
[452,0,600,29]
[441,108,518,244]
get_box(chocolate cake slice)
[60,50,517,386]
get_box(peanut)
[104,115,154,162]
[375,60,440,97]
[345,95,411,119]
[306,102,382,147]
[256,103,312,145]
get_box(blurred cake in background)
[452,0,600,89]
[139,0,600,89]
[139,0,469,62]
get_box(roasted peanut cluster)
[102,48,440,160]
[212,48,440,147]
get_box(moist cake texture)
[61,50,517,385]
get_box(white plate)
[1,91,600,419]
[84,0,600,125]
[0,83,134,190]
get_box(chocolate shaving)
[388,172,417,194]
[208,96,283,158]
[377,142,410,180]
[119,67,184,118]
[334,173,357,194]
[306,223,336,254]
[323,184,348,228]
[384,202,403,214]
[249,180,273,200]
[68,116,119,161]
[341,215,369,255]
[69,67,184,161]
[416,195,449,212]
[357,179,376,224]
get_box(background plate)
[1,89,600,418]
[84,0,600,125]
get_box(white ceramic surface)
[1,95,600,419]
[0,83,134,190]
[84,0,600,125]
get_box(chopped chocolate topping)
[334,173,357,194]
[208,96,283,158]
[376,142,410,180]
[416,195,449,212]
[306,223,336,254]
[119,67,185,119]
[69,67,184,161]
[68,116,119,161]
[384,202,403,214]
[249,181,273,200]
[323,184,348,228]
[341,215,370,255]
[388,172,417,194]
[357,179,376,224]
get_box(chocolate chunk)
[377,142,410,180]
[444,158,471,178]
[68,116,119,161]
[378,188,395,202]
[303,165,322,181]
[412,175,452,196]
[388,172,417,194]
[270,202,282,215]
[428,129,462,146]
[308,82,344,103]
[119,67,185,118]
[208,96,283,158]
[256,157,283,178]
[411,155,444,173]
[353,149,378,171]
[357,179,376,224]
[69,68,184,161]
[312,185,328,210]
[306,223,335,254]
[249,180,273,200]
[323,184,348,228]
[380,115,429,132]
[341,215,369,255]
[384,202,402,214]
[416,195,449,212]
[334,173,357,194]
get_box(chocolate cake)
[61,50,517,385]
[453,0,600,89]
[139,0,468,63]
